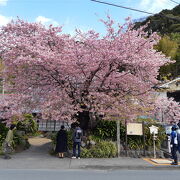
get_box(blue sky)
[0,0,178,34]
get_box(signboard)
[149,125,158,134]
[127,123,143,135]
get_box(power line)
[91,0,154,15]
[90,0,180,22]
[169,0,180,5]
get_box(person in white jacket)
[2,124,16,159]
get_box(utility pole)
[116,120,121,157]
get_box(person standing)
[2,124,16,159]
[170,125,178,165]
[55,125,67,158]
[72,123,83,159]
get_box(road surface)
[0,169,180,180]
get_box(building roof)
[158,77,180,89]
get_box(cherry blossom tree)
[0,94,22,124]
[154,96,180,123]
[0,16,172,123]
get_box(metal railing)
[38,120,71,131]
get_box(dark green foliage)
[93,120,116,140]
[134,5,180,79]
[93,120,166,150]
[67,130,73,150]
[92,120,125,141]
[81,140,117,158]
[157,36,180,80]
[0,122,8,146]
[154,35,180,80]
[50,120,166,157]
[49,132,57,146]
[134,5,180,35]
[127,124,166,150]
[0,122,30,152]
[13,132,30,150]
[16,114,38,135]
[144,123,166,150]
[169,24,180,32]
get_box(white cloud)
[35,16,59,27]
[0,0,8,6]
[139,0,176,13]
[0,14,12,26]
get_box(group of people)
[55,123,83,159]
[2,121,180,164]
[57,121,180,164]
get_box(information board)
[127,123,143,135]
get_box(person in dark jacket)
[55,125,67,158]
[72,123,83,159]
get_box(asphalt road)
[0,169,180,180]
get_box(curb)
[82,165,180,170]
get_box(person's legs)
[171,145,178,165]
[72,142,77,158]
[59,153,63,158]
[171,146,175,160]
[2,142,11,159]
[59,153,64,158]
[3,153,11,159]
[77,142,81,158]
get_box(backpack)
[75,129,82,140]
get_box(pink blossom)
[0,17,172,123]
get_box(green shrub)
[126,122,166,150]
[49,132,57,145]
[0,122,8,146]
[81,148,94,158]
[88,135,101,143]
[143,123,166,150]
[67,130,73,150]
[127,136,144,150]
[16,114,38,135]
[0,122,30,153]
[13,131,30,150]
[81,140,117,158]
[92,119,166,150]
[93,120,125,141]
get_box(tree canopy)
[0,17,175,123]
[135,5,180,80]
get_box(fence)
[38,120,71,131]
